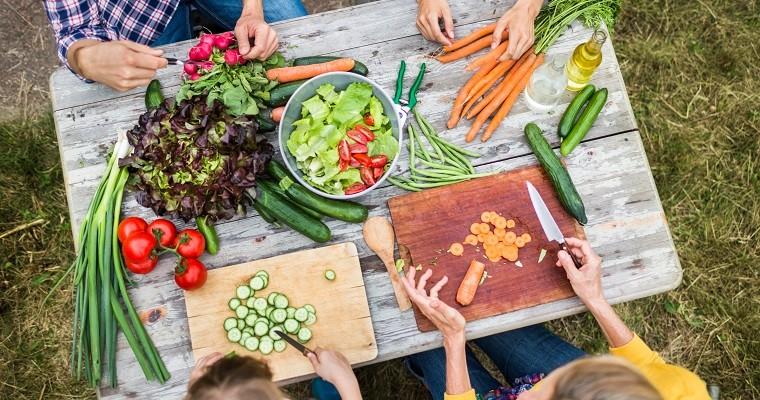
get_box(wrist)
[67,39,99,76]
[443,331,466,350]
[584,295,610,313]
[241,0,264,18]
[516,0,542,18]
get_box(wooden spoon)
[363,217,412,311]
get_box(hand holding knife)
[271,330,314,357]
[526,181,583,268]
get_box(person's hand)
[69,40,167,91]
[491,0,542,60]
[187,352,224,388]
[416,0,455,46]
[307,348,361,398]
[556,237,605,305]
[235,13,279,60]
[401,268,465,342]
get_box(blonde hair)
[186,355,283,400]
[551,356,662,400]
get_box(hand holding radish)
[492,0,542,60]
[555,237,605,305]
[401,268,466,341]
[416,0,455,46]
[69,40,168,91]
[235,12,279,60]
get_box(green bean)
[416,116,445,161]
[417,159,469,174]
[409,124,432,162]
[405,179,468,188]
[388,176,422,191]
[411,168,462,178]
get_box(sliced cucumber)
[236,319,245,330]
[267,292,279,306]
[324,269,336,281]
[272,308,287,323]
[244,336,260,352]
[305,312,317,326]
[269,325,284,340]
[274,340,287,353]
[297,327,312,343]
[239,331,252,345]
[255,270,269,280]
[265,306,275,319]
[245,314,258,327]
[245,297,256,309]
[294,307,308,322]
[284,318,300,334]
[303,304,316,314]
[236,285,252,299]
[223,317,237,331]
[235,305,249,319]
[274,294,289,309]
[227,328,242,343]
[286,307,296,319]
[259,336,274,355]
[253,321,269,337]
[249,276,265,290]
[253,297,268,315]
[243,327,254,336]
[228,298,241,311]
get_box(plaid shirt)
[44,0,179,69]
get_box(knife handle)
[561,243,583,268]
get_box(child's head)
[185,355,283,400]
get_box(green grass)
[1,0,758,399]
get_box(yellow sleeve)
[609,334,665,367]
[444,389,477,400]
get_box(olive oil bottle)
[565,30,607,91]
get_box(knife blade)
[526,181,582,268]
[271,330,314,357]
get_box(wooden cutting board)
[184,242,377,381]
[388,165,584,332]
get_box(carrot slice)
[464,234,479,246]
[506,219,516,228]
[436,36,492,64]
[480,211,492,223]
[502,245,518,262]
[443,23,496,53]
[504,231,516,244]
[271,106,285,122]
[266,58,355,83]
[494,217,507,229]
[466,40,510,72]
[448,60,498,129]
[521,233,532,243]
[478,223,491,234]
[485,235,499,246]
[456,260,486,306]
[494,228,506,238]
[449,242,465,256]
[477,233,487,243]
[515,237,526,248]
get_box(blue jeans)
[152,0,308,46]
[405,325,586,400]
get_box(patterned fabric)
[477,373,545,400]
[44,0,179,68]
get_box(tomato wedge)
[352,153,372,166]
[344,183,367,195]
[347,130,368,145]
[349,143,368,154]
[338,140,351,162]
[363,114,375,126]
[339,158,348,171]
[370,155,388,168]
[373,167,384,180]
[360,166,376,186]
[349,158,361,168]
[355,125,375,141]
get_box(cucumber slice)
[294,307,308,322]
[297,327,312,343]
[284,319,300,334]
[253,298,268,315]
[237,319,245,330]
[272,308,287,323]
[274,340,286,353]
[235,305,249,319]
[244,336,260,352]
[245,297,256,309]
[265,306,275,319]
[243,327,254,335]
[324,269,336,281]
[267,292,279,306]
[227,328,242,343]
[223,317,237,331]
[259,337,274,355]
[228,298,241,311]
[274,294,289,309]
[236,285,252,299]
[245,314,258,327]
[303,304,316,314]
[268,325,284,340]
[286,307,296,319]
[253,321,269,337]
[249,276,265,290]
[239,331,252,345]
[256,270,269,280]
[305,312,317,326]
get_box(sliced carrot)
[449,242,464,256]
[443,23,496,53]
[521,233,532,243]
[480,211,491,223]
[448,60,498,129]
[482,54,544,141]
[502,245,519,262]
[266,58,355,83]
[485,235,499,246]
[487,211,500,224]
[506,219,516,228]
[464,234,479,246]
[494,217,507,229]
[465,51,535,120]
[466,40,510,72]
[478,223,491,234]
[477,233,487,243]
[488,255,502,263]
[504,231,516,244]
[436,36,492,64]
[271,106,285,122]
[485,247,500,259]
[515,237,526,248]
[456,260,486,306]
[470,223,482,235]
[494,228,506,238]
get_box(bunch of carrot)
[435,23,544,143]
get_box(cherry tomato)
[344,183,367,195]
[117,217,148,243]
[122,231,157,261]
[338,140,351,162]
[370,155,388,168]
[360,166,376,186]
[175,229,206,258]
[174,258,207,290]
[349,158,361,168]
[147,218,177,247]
[373,167,384,180]
[347,130,368,145]
[352,153,372,166]
[354,125,375,141]
[339,158,349,171]
[363,114,374,126]
[125,255,158,274]
[349,143,368,154]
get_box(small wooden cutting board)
[388,165,584,332]
[184,242,377,381]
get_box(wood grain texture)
[388,166,584,331]
[184,242,377,381]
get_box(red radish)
[189,43,212,61]
[199,61,214,71]
[183,63,198,75]
[349,143,368,154]
[199,33,216,46]
[188,73,201,81]
[344,183,367,195]
[220,31,235,40]
[224,49,241,65]
[214,35,233,50]
[370,155,388,168]
[360,166,376,186]
[373,167,384,180]
[347,130,368,145]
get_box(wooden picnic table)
[49,0,682,398]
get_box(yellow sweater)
[444,335,710,400]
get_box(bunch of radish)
[183,32,246,80]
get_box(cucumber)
[262,178,324,220]
[274,294,289,309]
[272,308,287,323]
[259,337,274,355]
[236,285,251,300]
[305,312,317,326]
[239,331,252,345]
[256,112,277,132]
[237,319,245,330]
[249,276,265,290]
[223,317,237,331]
[294,307,308,322]
[228,298,241,311]
[267,161,368,223]
[235,305,249,319]
[324,269,336,281]
[273,340,287,353]
[245,297,256,309]
[267,292,279,306]
[560,88,608,156]
[284,318,300,334]
[266,80,306,107]
[245,314,258,327]
[252,201,278,225]
[292,56,369,76]
[253,182,332,243]
[558,84,595,138]
[244,336,260,352]
[253,297,268,314]
[253,321,269,337]
[144,79,164,110]
[524,123,587,225]
[227,328,242,343]
[286,307,296,319]
[303,304,316,314]
[297,327,312,343]
[268,325,284,340]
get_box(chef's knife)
[526,181,582,268]
[271,330,314,357]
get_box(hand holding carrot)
[416,0,455,46]
[492,0,542,60]
[555,238,605,305]
[401,268,466,340]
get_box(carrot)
[465,51,534,120]
[506,219,515,228]
[271,106,285,122]
[456,260,486,306]
[501,245,519,262]
[443,23,496,53]
[464,234,479,246]
[266,58,355,83]
[448,60,498,129]
[460,59,516,117]
[436,36,492,64]
[449,242,465,256]
[466,40,510,72]
[481,54,544,141]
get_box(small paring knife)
[526,181,582,268]
[165,57,184,66]
[271,330,314,357]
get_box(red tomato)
[344,183,367,195]
[176,229,206,258]
[360,166,376,186]
[373,167,384,180]
[370,155,388,168]
[352,153,372,166]
[338,140,351,162]
[347,130,368,145]
[339,158,348,171]
[174,258,207,290]
[349,158,361,168]
[349,143,368,154]
[354,125,375,141]
[125,255,158,274]
[363,114,374,126]
[117,217,148,243]
[147,218,177,247]
[122,231,157,261]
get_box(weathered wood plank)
[99,131,680,399]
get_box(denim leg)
[472,324,586,384]
[192,0,307,28]
[262,0,308,23]
[405,346,501,400]
[151,3,193,46]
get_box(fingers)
[235,24,252,56]
[492,19,508,49]
[557,250,582,279]
[416,269,433,292]
[130,53,168,70]
[429,275,448,298]
[442,7,455,41]
[246,26,270,60]
[427,13,451,46]
[400,269,417,297]
[120,40,163,56]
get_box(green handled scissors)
[393,60,426,128]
